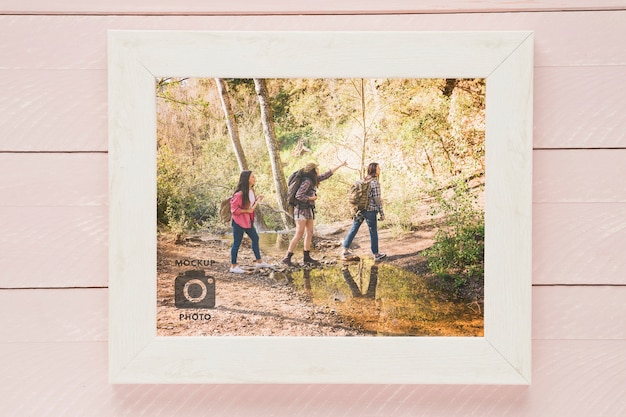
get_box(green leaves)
[424,178,485,290]
[156,78,486,234]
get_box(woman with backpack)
[341,162,387,262]
[229,170,273,273]
[282,161,347,266]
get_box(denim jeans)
[231,220,261,264]
[343,211,378,254]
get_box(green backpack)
[348,179,372,214]
[219,196,232,223]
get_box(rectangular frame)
[108,30,533,384]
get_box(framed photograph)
[108,30,533,384]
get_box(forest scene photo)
[156,77,486,337]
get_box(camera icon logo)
[174,270,215,309]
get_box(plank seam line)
[0,287,108,290]
[533,201,626,205]
[0,204,107,207]
[534,147,626,151]
[533,284,626,287]
[1,9,626,17]
[0,340,107,345]
[0,151,108,154]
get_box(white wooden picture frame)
[108,30,533,384]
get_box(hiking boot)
[281,252,294,266]
[303,250,320,265]
[341,249,360,261]
[373,252,387,262]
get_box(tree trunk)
[216,78,270,230]
[359,79,367,178]
[253,78,294,228]
[423,145,436,177]
[215,78,248,171]
[442,78,458,97]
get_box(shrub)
[423,178,484,289]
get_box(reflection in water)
[229,232,483,336]
[285,260,483,337]
[341,264,378,299]
[303,268,311,292]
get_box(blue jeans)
[343,211,379,254]
[231,220,261,264]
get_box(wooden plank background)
[1,2,625,416]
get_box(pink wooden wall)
[1,1,625,415]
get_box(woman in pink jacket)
[229,171,272,273]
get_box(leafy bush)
[157,144,233,232]
[423,178,484,289]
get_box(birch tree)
[215,78,249,171]
[253,78,293,228]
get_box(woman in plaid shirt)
[341,162,387,262]
[282,161,347,266]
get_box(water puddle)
[274,261,482,337]
[246,232,483,337]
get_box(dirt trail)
[157,221,482,337]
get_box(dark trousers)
[231,220,261,264]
